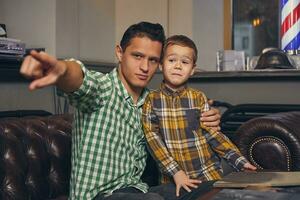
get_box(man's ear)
[159,63,163,71]
[115,45,123,62]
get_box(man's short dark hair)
[120,22,166,52]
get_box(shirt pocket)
[184,109,201,139]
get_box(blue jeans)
[94,181,215,200]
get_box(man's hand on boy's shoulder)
[200,100,221,132]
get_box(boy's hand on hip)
[173,170,201,197]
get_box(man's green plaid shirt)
[67,61,149,199]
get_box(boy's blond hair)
[162,35,198,64]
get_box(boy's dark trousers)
[94,181,215,200]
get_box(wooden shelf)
[190,70,300,82]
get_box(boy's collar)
[161,81,187,96]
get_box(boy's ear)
[115,45,123,62]
[190,65,196,76]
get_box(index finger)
[30,50,57,68]
[189,179,202,184]
[202,107,220,117]
[201,114,220,124]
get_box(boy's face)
[116,36,162,93]
[160,44,195,90]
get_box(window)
[232,0,279,57]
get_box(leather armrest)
[236,111,300,171]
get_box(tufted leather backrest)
[0,114,72,200]
[236,111,300,171]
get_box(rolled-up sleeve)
[64,59,112,112]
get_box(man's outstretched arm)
[20,50,83,93]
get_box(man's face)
[116,36,162,93]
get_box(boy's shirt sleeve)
[142,95,181,177]
[199,93,248,171]
[63,59,112,112]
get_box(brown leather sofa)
[0,113,72,200]
[0,112,159,200]
[236,111,300,171]
[4,109,299,199]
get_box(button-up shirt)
[142,82,247,184]
[67,61,149,199]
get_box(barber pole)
[281,0,300,54]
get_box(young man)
[142,35,256,197]
[20,22,221,200]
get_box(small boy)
[142,35,256,197]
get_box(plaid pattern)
[66,60,149,199]
[142,83,247,184]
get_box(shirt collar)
[161,81,187,97]
[110,67,149,107]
